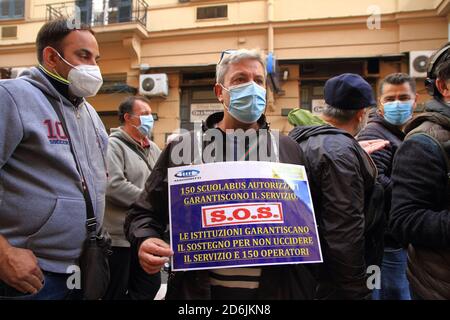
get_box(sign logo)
[175,169,200,178]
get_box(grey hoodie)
[0,67,108,273]
[104,128,161,247]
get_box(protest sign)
[168,161,322,271]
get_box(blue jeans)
[0,271,81,300]
[372,248,411,300]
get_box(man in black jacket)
[357,73,417,300]
[389,43,450,299]
[289,74,379,300]
[124,49,316,300]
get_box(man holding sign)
[125,49,318,300]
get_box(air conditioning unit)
[410,51,434,78]
[139,74,169,97]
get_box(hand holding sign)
[138,238,174,275]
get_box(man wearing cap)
[289,73,380,300]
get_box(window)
[197,5,227,20]
[107,0,132,24]
[76,0,132,26]
[300,81,326,112]
[0,0,25,20]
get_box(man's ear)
[123,113,132,123]
[412,93,419,110]
[214,83,223,103]
[357,108,366,122]
[42,47,60,70]
[378,99,384,116]
[436,78,450,98]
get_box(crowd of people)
[0,18,449,300]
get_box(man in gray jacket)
[103,96,161,300]
[0,19,107,300]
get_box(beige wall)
[148,0,442,29]
[266,64,300,135]
[149,0,267,32]
[147,72,181,147]
[274,0,439,21]
[1,0,449,148]
[3,0,447,47]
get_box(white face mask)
[53,49,103,97]
[67,64,103,98]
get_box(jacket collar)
[405,99,450,134]
[368,110,406,140]
[425,98,450,118]
[20,66,85,108]
[111,127,150,151]
[202,112,270,132]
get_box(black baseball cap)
[324,73,377,110]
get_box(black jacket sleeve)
[313,145,369,299]
[389,134,450,248]
[357,125,393,192]
[124,143,172,247]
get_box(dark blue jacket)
[357,110,405,248]
[289,125,377,300]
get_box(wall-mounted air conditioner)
[410,51,434,78]
[139,74,169,97]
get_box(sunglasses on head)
[218,49,238,64]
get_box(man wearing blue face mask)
[104,96,161,300]
[357,73,418,300]
[125,49,317,300]
[0,18,108,300]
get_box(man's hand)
[138,238,174,275]
[0,243,44,294]
[359,139,390,155]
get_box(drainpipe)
[448,13,450,41]
[268,0,274,53]
[267,0,275,111]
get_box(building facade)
[1,0,449,148]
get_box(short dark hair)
[36,18,94,64]
[379,73,416,95]
[118,96,151,124]
[430,42,450,81]
[436,60,450,82]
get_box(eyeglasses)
[218,49,238,65]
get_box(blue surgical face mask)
[221,81,266,124]
[383,100,414,126]
[133,114,154,137]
